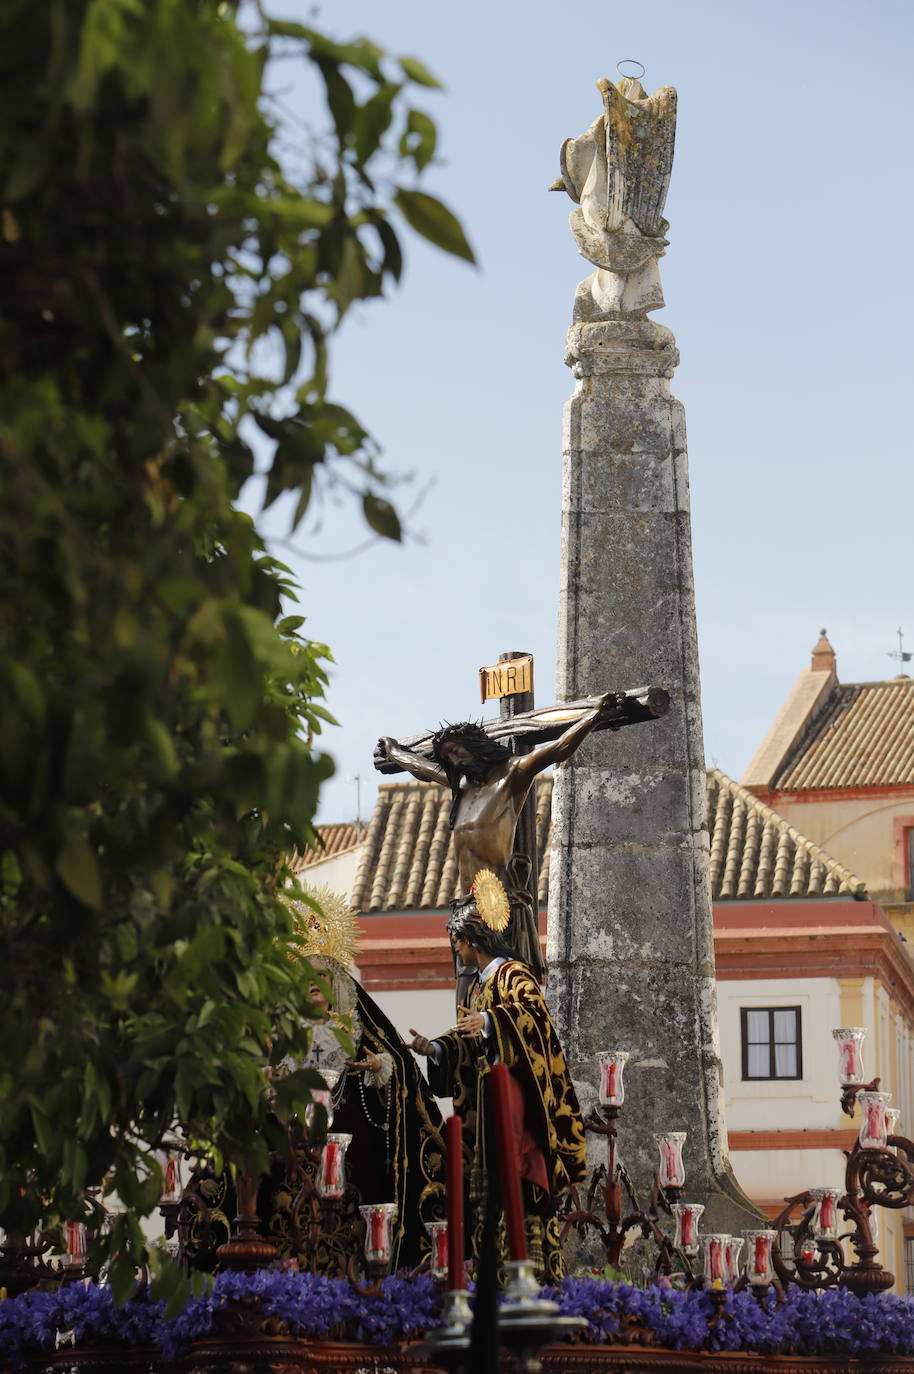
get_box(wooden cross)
[374,653,669,928]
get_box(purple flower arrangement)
[547,1277,914,1355]
[157,1269,440,1361]
[3,1272,914,1366]
[0,1284,164,1370]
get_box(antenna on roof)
[347,773,364,828]
[887,627,912,677]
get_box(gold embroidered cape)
[429,960,586,1203]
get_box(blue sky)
[249,0,914,825]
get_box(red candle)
[490,1063,528,1261]
[446,1114,464,1288]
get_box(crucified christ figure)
[375,694,615,989]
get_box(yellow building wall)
[773,795,914,903]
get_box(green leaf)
[353,83,399,167]
[365,211,403,282]
[362,493,402,542]
[393,188,475,264]
[400,109,437,172]
[55,832,103,910]
[316,58,355,140]
[1,659,45,724]
[399,56,441,88]
[266,20,314,40]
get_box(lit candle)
[63,1221,86,1269]
[724,1235,744,1283]
[425,1219,449,1280]
[359,1203,397,1268]
[672,1202,704,1256]
[490,1064,528,1261]
[858,1091,891,1150]
[159,1151,181,1204]
[654,1132,686,1189]
[306,1069,340,1132]
[701,1233,728,1283]
[316,1132,352,1198]
[596,1051,629,1107]
[744,1229,777,1286]
[446,1115,465,1288]
[809,1187,842,1240]
[832,1028,865,1083]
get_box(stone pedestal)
[548,314,760,1232]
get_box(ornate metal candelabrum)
[158,1070,402,1286]
[558,1050,696,1278]
[0,1228,59,1296]
[771,1026,914,1296]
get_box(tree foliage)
[0,0,472,1302]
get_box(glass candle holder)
[359,1202,398,1268]
[307,1069,341,1132]
[671,1202,704,1256]
[798,1238,819,1267]
[701,1233,730,1284]
[886,1107,900,1150]
[809,1186,842,1240]
[159,1151,182,1204]
[655,1132,686,1188]
[316,1132,352,1199]
[425,1219,449,1280]
[744,1229,777,1286]
[858,1091,891,1149]
[63,1221,86,1269]
[596,1051,629,1107]
[832,1028,866,1083]
[724,1235,744,1283]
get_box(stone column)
[547,78,759,1230]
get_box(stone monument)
[547,76,760,1230]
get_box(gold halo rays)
[471,868,510,932]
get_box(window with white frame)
[740,1006,802,1080]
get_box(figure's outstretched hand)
[375,736,398,761]
[346,1050,381,1074]
[455,1009,486,1038]
[408,1028,434,1057]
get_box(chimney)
[811,628,837,676]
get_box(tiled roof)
[706,769,866,900]
[292,823,364,871]
[350,772,867,912]
[771,679,914,791]
[351,779,553,913]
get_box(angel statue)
[550,75,677,319]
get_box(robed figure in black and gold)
[179,898,446,1276]
[410,904,586,1282]
[272,954,446,1274]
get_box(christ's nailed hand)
[408,1029,433,1057]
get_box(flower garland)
[3,1273,914,1367]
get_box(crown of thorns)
[431,721,511,765]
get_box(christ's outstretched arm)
[512,694,613,785]
[375,737,448,786]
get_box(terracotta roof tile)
[350,771,867,911]
[706,769,866,900]
[773,679,914,791]
[291,823,364,871]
